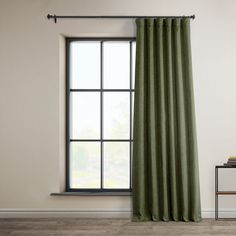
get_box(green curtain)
[132,18,201,222]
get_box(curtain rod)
[47,14,195,23]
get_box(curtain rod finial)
[192,14,195,19]
[47,14,57,23]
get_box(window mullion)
[100,41,104,190]
[129,41,132,190]
[66,39,71,191]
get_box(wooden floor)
[1,218,236,236]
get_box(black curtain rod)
[47,14,195,23]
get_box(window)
[66,38,136,193]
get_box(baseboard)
[0,209,132,218]
[202,208,236,219]
[0,208,235,218]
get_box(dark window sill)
[51,192,132,196]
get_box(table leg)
[215,167,218,220]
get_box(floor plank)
[0,218,236,236]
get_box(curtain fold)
[132,18,201,222]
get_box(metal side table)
[215,165,236,220]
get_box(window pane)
[103,92,130,139]
[70,142,100,188]
[132,42,136,89]
[132,92,134,139]
[130,142,133,188]
[103,142,130,189]
[70,42,100,89]
[103,42,130,89]
[71,92,100,139]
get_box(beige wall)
[1,0,236,217]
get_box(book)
[224,156,236,166]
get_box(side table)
[215,165,236,220]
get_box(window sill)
[51,192,132,196]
